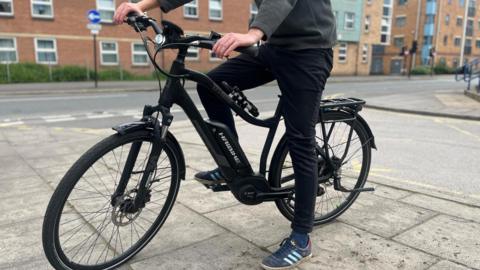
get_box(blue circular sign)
[87,10,101,24]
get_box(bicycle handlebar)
[125,13,259,58]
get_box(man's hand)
[212,28,264,59]
[113,0,159,25]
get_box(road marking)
[43,115,76,123]
[86,113,115,119]
[434,118,480,141]
[0,94,128,103]
[0,121,24,127]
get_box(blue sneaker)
[261,236,312,270]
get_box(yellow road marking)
[434,118,480,141]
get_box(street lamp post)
[459,0,470,66]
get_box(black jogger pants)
[197,44,333,233]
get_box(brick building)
[382,0,480,74]
[0,0,256,75]
[1,0,392,76]
[331,0,393,75]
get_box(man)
[114,1,336,269]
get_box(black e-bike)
[42,14,376,270]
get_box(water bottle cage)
[221,82,259,117]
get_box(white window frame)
[131,42,149,66]
[34,38,57,64]
[381,0,393,45]
[97,0,116,23]
[186,46,200,61]
[184,0,198,18]
[344,12,355,30]
[31,0,54,19]
[100,41,119,66]
[0,37,18,63]
[0,0,14,16]
[362,44,369,63]
[364,15,371,33]
[209,0,222,21]
[338,43,347,63]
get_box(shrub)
[410,66,431,75]
[0,62,50,83]
[52,65,92,82]
[433,64,456,74]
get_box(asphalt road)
[1,77,479,199]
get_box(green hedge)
[410,66,431,75]
[433,64,456,74]
[0,63,157,83]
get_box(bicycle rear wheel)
[269,110,372,225]
[42,130,181,270]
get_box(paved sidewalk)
[0,119,479,270]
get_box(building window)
[443,35,448,46]
[476,39,480,49]
[362,44,368,63]
[398,0,408,5]
[31,0,53,18]
[0,0,13,16]
[456,16,463,26]
[445,14,450,25]
[97,0,115,23]
[393,36,405,48]
[0,37,17,63]
[395,16,406,27]
[100,41,118,65]
[250,2,258,22]
[454,37,462,47]
[186,47,199,60]
[132,43,148,66]
[184,0,198,18]
[364,15,371,32]
[344,12,355,30]
[381,0,393,45]
[338,43,347,63]
[35,38,57,64]
[209,0,222,21]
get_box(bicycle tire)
[42,130,181,270]
[269,110,372,225]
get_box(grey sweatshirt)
[157,0,337,50]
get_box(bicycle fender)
[112,121,187,180]
[356,114,377,150]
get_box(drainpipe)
[412,0,422,69]
[459,0,469,65]
[434,0,443,56]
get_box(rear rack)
[320,97,366,110]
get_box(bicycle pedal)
[203,183,230,192]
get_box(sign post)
[87,10,102,88]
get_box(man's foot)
[261,236,312,270]
[194,168,226,185]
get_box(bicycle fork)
[111,105,173,212]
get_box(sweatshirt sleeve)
[156,0,193,13]
[250,0,298,40]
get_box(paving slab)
[288,222,438,270]
[205,203,291,248]
[0,218,44,266]
[130,233,269,270]
[130,203,226,263]
[0,142,17,157]
[0,189,51,226]
[24,153,80,170]
[1,175,51,199]
[428,260,473,270]
[176,179,240,214]
[393,215,480,269]
[0,155,38,180]
[338,194,437,238]
[0,257,52,270]
[370,184,412,201]
[401,193,480,222]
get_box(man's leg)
[197,52,274,137]
[261,45,333,269]
[195,50,274,183]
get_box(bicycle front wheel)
[42,130,181,270]
[269,110,372,225]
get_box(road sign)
[87,10,101,24]
[87,23,102,35]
